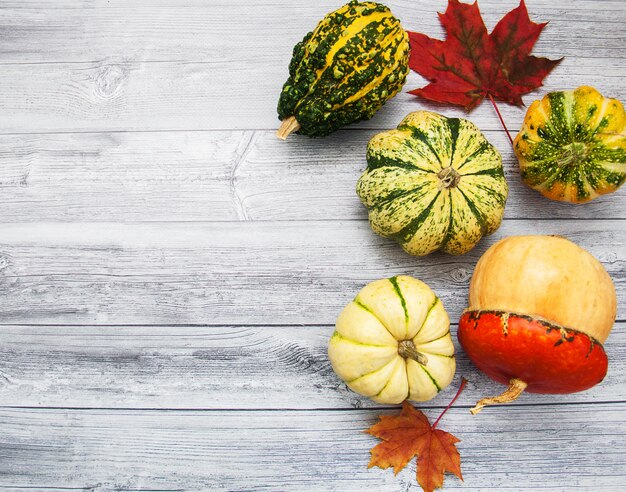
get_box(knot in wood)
[94,64,127,99]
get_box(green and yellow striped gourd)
[357,111,508,256]
[514,86,626,203]
[277,0,409,139]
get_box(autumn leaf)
[407,0,562,110]
[366,379,467,492]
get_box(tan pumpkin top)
[468,235,616,343]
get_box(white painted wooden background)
[0,0,625,490]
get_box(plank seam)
[1,218,624,226]
[0,321,624,327]
[0,128,566,136]
[0,401,624,412]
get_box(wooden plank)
[0,323,623,410]
[0,130,248,222]
[0,58,622,134]
[0,0,623,134]
[1,129,625,222]
[0,220,623,325]
[1,0,623,64]
[0,404,625,490]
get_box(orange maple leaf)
[366,379,466,492]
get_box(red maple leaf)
[408,0,562,110]
[366,379,467,492]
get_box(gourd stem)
[437,166,461,189]
[470,378,528,415]
[277,116,301,140]
[488,94,514,147]
[397,340,428,366]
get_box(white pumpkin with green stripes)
[328,276,455,404]
[357,111,508,256]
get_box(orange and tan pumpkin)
[458,235,617,413]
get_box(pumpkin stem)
[277,116,301,140]
[397,339,428,366]
[470,378,528,415]
[558,142,588,167]
[437,166,461,189]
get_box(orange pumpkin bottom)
[458,310,608,395]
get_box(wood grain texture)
[1,0,623,63]
[0,60,622,134]
[0,0,622,135]
[0,220,623,326]
[1,129,625,222]
[0,323,623,410]
[1,404,625,491]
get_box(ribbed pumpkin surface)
[277,0,409,137]
[328,276,455,404]
[357,111,508,256]
[515,86,626,203]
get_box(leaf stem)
[432,378,467,429]
[488,94,514,147]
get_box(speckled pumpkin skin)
[277,0,409,137]
[357,111,508,256]
[514,86,626,203]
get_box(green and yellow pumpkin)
[277,0,409,139]
[357,111,508,256]
[514,86,626,203]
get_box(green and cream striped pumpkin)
[328,276,455,404]
[357,111,508,256]
[514,86,626,203]
[277,0,409,139]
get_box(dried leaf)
[367,392,465,492]
[408,0,561,109]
